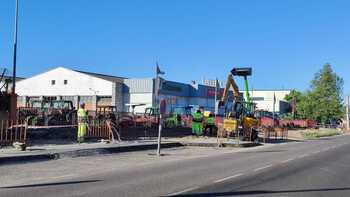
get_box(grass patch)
[302,129,342,139]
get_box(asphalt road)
[1,134,350,197]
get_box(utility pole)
[346,95,349,131]
[12,0,19,94]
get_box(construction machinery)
[218,67,259,141]
[18,100,77,126]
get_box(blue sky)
[0,0,349,94]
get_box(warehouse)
[16,67,124,111]
[16,66,291,114]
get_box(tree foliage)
[284,64,344,123]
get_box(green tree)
[309,63,344,123]
[284,89,312,119]
[283,64,344,123]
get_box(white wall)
[16,67,113,96]
[128,93,153,113]
[248,90,291,112]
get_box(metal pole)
[156,71,162,156]
[214,78,218,117]
[12,0,19,94]
[157,113,162,156]
[272,92,275,128]
[346,96,349,131]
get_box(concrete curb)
[0,142,183,166]
[180,142,262,148]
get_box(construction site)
[1,65,338,150]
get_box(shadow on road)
[1,180,102,189]
[262,139,302,144]
[171,187,350,196]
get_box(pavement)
[0,140,184,165]
[1,134,350,197]
[0,136,261,165]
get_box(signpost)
[346,96,349,131]
[156,63,165,156]
[157,99,166,156]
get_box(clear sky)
[0,0,349,94]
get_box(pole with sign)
[157,99,166,156]
[346,95,349,131]
[156,63,165,156]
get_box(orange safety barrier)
[86,121,111,141]
[0,119,27,146]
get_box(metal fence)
[0,120,27,146]
[86,120,111,140]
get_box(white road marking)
[299,154,309,158]
[168,186,199,196]
[49,174,75,180]
[254,164,272,172]
[213,173,244,183]
[281,158,294,163]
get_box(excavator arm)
[220,73,240,104]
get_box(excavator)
[218,67,260,142]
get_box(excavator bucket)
[231,67,252,76]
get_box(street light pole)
[12,0,19,94]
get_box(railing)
[260,126,288,143]
[86,120,111,141]
[0,119,27,146]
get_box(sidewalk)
[0,140,183,165]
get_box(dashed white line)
[281,158,294,163]
[254,164,273,172]
[168,186,199,196]
[49,174,75,180]
[214,173,244,183]
[299,154,309,158]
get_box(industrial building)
[16,66,291,113]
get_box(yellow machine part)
[223,118,238,131]
[242,117,259,128]
[203,111,211,118]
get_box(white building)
[16,66,291,114]
[16,67,124,110]
[249,90,291,113]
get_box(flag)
[156,62,165,75]
[273,92,276,105]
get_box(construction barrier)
[0,119,27,146]
[260,126,288,143]
[86,120,112,141]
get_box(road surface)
[1,135,350,197]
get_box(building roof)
[74,70,127,83]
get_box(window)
[64,80,68,85]
[51,80,55,85]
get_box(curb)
[180,142,262,148]
[0,142,183,166]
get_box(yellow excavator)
[218,67,260,142]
